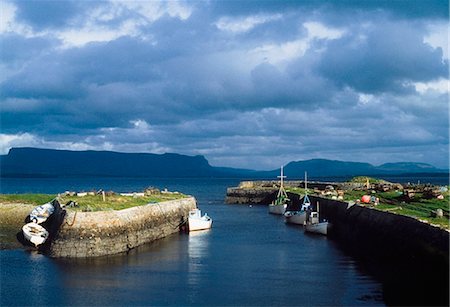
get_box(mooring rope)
[154,202,186,229]
[65,211,77,227]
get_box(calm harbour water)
[0,177,403,306]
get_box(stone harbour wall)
[225,187,277,204]
[309,195,449,262]
[226,181,341,204]
[49,197,196,258]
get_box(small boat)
[304,203,329,235]
[284,200,310,225]
[188,208,212,231]
[22,222,49,247]
[29,202,55,224]
[285,171,311,225]
[269,166,289,215]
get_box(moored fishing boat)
[285,171,311,225]
[29,201,55,224]
[304,203,329,235]
[269,166,289,215]
[22,222,49,247]
[284,198,310,225]
[188,208,212,231]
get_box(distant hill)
[0,147,220,178]
[376,162,439,173]
[284,159,376,177]
[0,147,447,179]
[262,159,447,179]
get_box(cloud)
[317,19,448,94]
[215,13,282,33]
[0,1,448,170]
[12,0,82,30]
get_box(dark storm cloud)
[0,33,56,63]
[1,0,448,169]
[13,0,85,30]
[317,20,448,94]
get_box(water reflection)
[187,230,210,286]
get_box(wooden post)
[102,191,106,202]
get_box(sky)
[1,0,449,170]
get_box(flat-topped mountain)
[0,147,216,178]
[0,147,447,178]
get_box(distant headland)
[1,147,448,179]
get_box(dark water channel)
[1,177,441,306]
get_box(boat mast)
[277,166,287,198]
[303,171,310,204]
[305,171,307,194]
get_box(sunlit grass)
[0,194,56,205]
[0,192,187,212]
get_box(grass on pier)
[0,192,187,212]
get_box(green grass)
[349,176,389,184]
[0,194,56,205]
[285,187,307,195]
[59,193,187,211]
[0,192,187,212]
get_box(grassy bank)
[0,192,188,212]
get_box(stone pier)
[49,197,196,258]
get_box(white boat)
[285,171,311,225]
[304,203,329,235]
[269,166,289,215]
[188,208,212,231]
[22,222,49,247]
[284,209,307,225]
[268,202,287,215]
[29,202,55,224]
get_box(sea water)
[1,176,422,306]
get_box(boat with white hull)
[305,219,329,235]
[22,222,49,247]
[269,166,289,215]
[269,203,287,215]
[284,210,307,225]
[29,202,55,224]
[285,172,311,225]
[188,208,212,231]
[304,203,329,235]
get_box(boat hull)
[22,222,49,246]
[188,209,213,231]
[284,211,306,225]
[268,204,287,215]
[305,222,329,235]
[188,218,212,231]
[30,203,55,224]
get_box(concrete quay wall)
[226,180,343,204]
[49,197,196,258]
[310,195,449,262]
[225,187,277,204]
[237,180,341,190]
